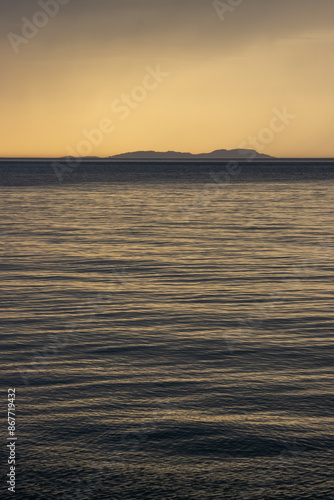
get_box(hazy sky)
[1,0,334,157]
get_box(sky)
[1,0,334,158]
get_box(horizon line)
[1,156,334,161]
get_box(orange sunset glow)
[1,0,334,157]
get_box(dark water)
[0,178,333,499]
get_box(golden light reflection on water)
[0,180,333,498]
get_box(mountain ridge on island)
[108,149,273,160]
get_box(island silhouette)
[0,151,333,186]
[109,149,273,160]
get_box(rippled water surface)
[0,180,333,499]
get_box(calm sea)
[0,177,333,499]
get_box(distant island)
[108,149,273,160]
[1,153,333,186]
